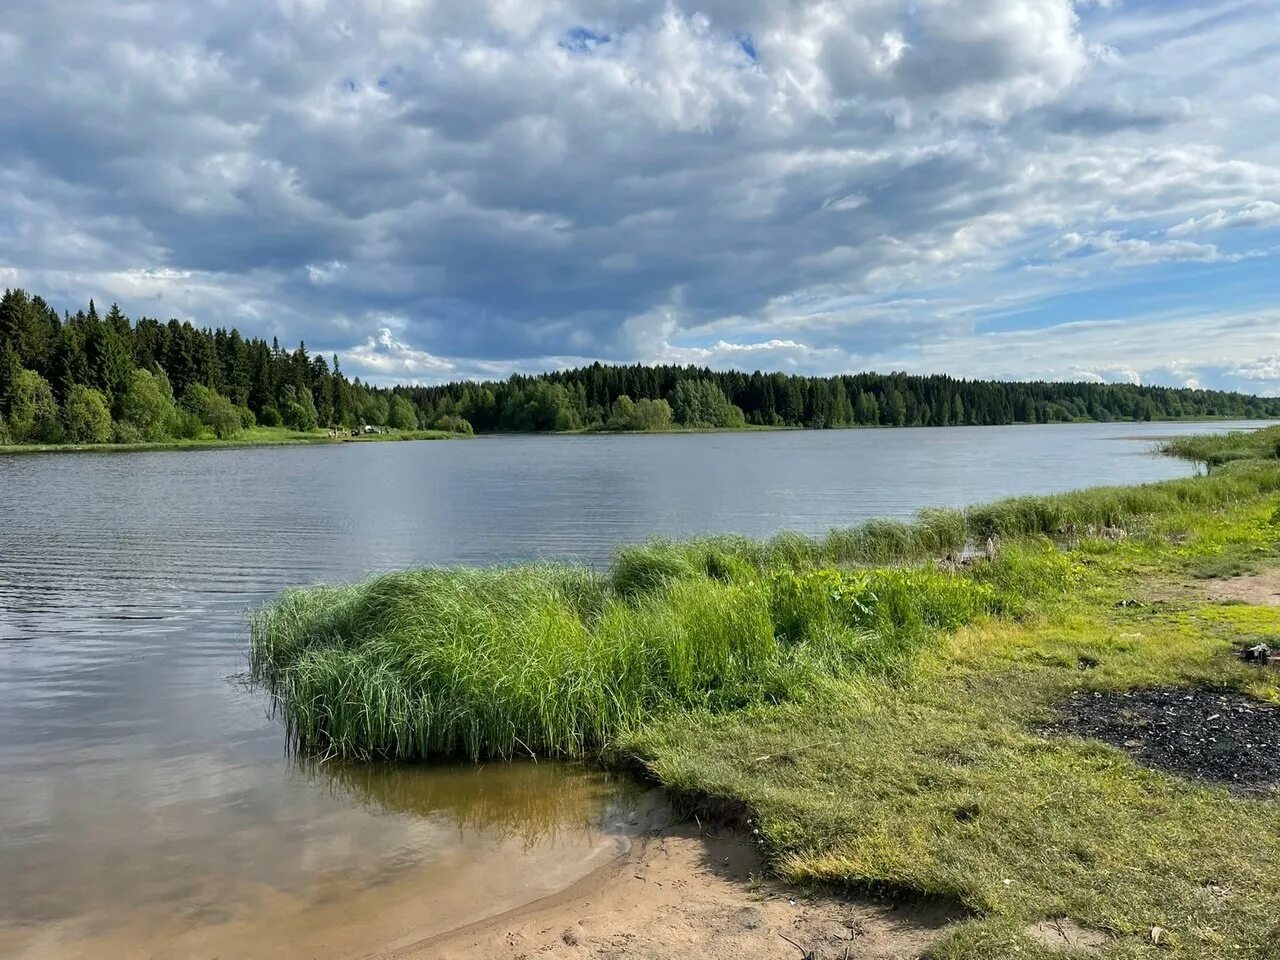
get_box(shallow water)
[0,420,1267,956]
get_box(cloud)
[1168,201,1280,236]
[1054,230,1229,265]
[0,0,1276,393]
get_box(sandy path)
[398,822,955,960]
[1206,569,1280,606]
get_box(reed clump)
[251,559,1010,761]
[1161,423,1280,468]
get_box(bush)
[388,396,419,431]
[111,421,142,444]
[238,406,256,429]
[207,398,242,439]
[434,415,474,435]
[606,396,674,431]
[120,369,176,441]
[180,383,219,422]
[281,385,319,431]
[669,380,746,429]
[62,385,113,444]
[259,405,283,427]
[169,409,204,439]
[7,368,60,443]
[0,417,11,444]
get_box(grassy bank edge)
[0,426,464,455]
[5,414,1275,454]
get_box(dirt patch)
[404,821,959,960]
[1206,570,1280,606]
[1051,687,1280,795]
[1027,918,1110,952]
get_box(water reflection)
[304,759,642,847]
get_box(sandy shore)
[401,819,957,960]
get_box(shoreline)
[411,814,955,960]
[0,428,463,456]
[247,432,1280,958]
[2,414,1271,457]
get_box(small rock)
[561,928,580,946]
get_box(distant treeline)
[2,286,1277,445]
[0,287,444,445]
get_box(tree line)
[2,286,1277,445]
[0,287,443,445]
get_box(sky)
[1,0,1278,393]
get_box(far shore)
[2,414,1272,457]
[0,426,463,456]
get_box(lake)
[0,421,1265,958]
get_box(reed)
[251,559,1009,760]
[1160,423,1280,468]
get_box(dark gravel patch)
[1051,687,1280,795]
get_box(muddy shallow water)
[0,421,1266,956]
[1,762,652,959]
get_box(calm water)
[0,421,1266,957]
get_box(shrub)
[388,396,419,431]
[120,369,176,441]
[169,409,204,439]
[7,368,60,443]
[206,395,243,439]
[434,415,474,435]
[180,383,219,422]
[62,385,113,444]
[606,396,674,431]
[111,420,142,444]
[259,405,283,427]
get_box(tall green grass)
[1161,423,1280,468]
[250,453,1280,762]
[251,561,1009,761]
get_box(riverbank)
[0,425,462,455]
[247,442,1280,957]
[5,416,1274,455]
[249,437,1280,958]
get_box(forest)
[2,286,1278,445]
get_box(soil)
[1051,687,1280,795]
[1205,569,1280,606]
[401,821,960,960]
[1026,918,1110,952]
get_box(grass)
[1161,423,1280,469]
[619,488,1280,959]
[0,424,461,455]
[250,562,1009,760]
[250,429,1280,958]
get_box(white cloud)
[345,328,458,381]
[1168,200,1280,236]
[0,0,1276,392]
